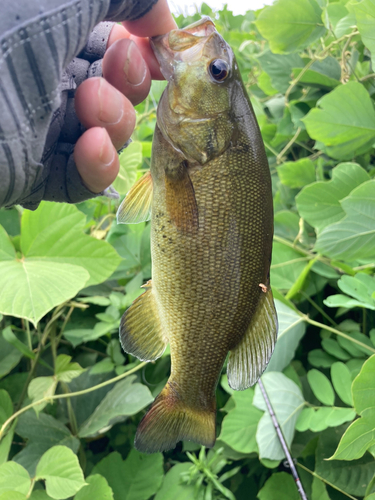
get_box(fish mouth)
[150,16,218,81]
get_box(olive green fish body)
[117,17,277,453]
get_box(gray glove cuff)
[106,0,158,22]
[78,22,114,62]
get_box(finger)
[103,38,151,105]
[75,77,136,150]
[123,0,177,37]
[74,127,119,193]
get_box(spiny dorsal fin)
[117,171,153,224]
[165,160,199,233]
[120,280,168,361]
[227,288,278,390]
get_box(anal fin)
[117,171,153,224]
[120,280,168,361]
[227,289,278,390]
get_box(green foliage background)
[1,1,375,498]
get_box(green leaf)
[2,327,35,359]
[316,425,375,496]
[266,300,306,372]
[35,445,86,500]
[307,369,335,406]
[0,492,27,500]
[325,273,375,311]
[296,162,370,231]
[93,450,164,500]
[303,82,375,159]
[112,142,143,195]
[330,408,375,460]
[331,362,353,406]
[0,261,89,328]
[352,0,375,69]
[253,373,305,460]
[0,330,23,379]
[308,349,336,368]
[78,376,153,438]
[74,475,114,500]
[257,52,304,93]
[13,409,80,476]
[0,390,14,464]
[0,225,16,260]
[27,376,57,415]
[21,202,121,287]
[218,388,262,454]
[311,476,331,500]
[352,354,375,415]
[292,57,341,89]
[55,355,85,383]
[256,0,326,53]
[277,159,316,188]
[0,462,31,496]
[322,338,350,361]
[258,472,300,500]
[154,463,198,500]
[296,407,355,432]
[315,180,375,260]
[271,242,308,290]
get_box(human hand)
[74,0,177,194]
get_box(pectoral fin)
[120,281,168,361]
[227,289,278,390]
[165,160,199,233]
[117,171,153,224]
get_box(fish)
[116,16,278,454]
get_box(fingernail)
[124,41,147,86]
[98,78,124,125]
[99,129,116,166]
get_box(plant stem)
[0,361,147,441]
[296,462,358,500]
[276,127,301,164]
[258,379,308,500]
[302,316,375,354]
[299,291,338,328]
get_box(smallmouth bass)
[117,17,278,454]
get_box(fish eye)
[209,59,229,82]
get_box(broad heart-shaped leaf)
[266,300,306,373]
[296,162,370,232]
[256,0,326,53]
[258,472,300,500]
[315,180,375,260]
[307,369,335,406]
[74,475,114,500]
[21,202,121,287]
[0,461,31,495]
[257,52,304,93]
[270,242,308,290]
[316,425,375,496]
[0,260,89,327]
[330,408,375,460]
[253,372,305,460]
[93,450,164,500]
[352,0,375,69]
[0,329,22,379]
[277,158,315,188]
[0,224,16,260]
[154,463,199,500]
[13,411,80,476]
[35,445,86,499]
[352,354,375,415]
[218,388,263,454]
[0,492,27,500]
[28,376,57,415]
[303,82,375,159]
[112,141,143,195]
[78,376,153,438]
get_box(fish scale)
[117,16,278,453]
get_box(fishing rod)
[258,378,308,500]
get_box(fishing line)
[258,378,308,500]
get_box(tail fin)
[134,382,216,454]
